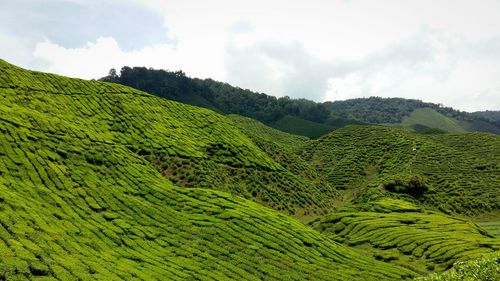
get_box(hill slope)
[0,59,417,280]
[301,125,500,215]
[230,116,500,277]
[400,108,465,133]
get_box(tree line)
[101,66,497,130]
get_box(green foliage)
[228,115,337,216]
[101,66,331,127]
[383,175,429,197]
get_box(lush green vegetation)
[228,115,335,218]
[416,252,500,281]
[0,59,421,280]
[101,67,500,136]
[229,107,500,279]
[311,199,500,274]
[327,97,468,124]
[101,67,331,128]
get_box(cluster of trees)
[471,110,500,127]
[101,67,330,125]
[326,97,480,124]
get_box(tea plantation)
[0,59,499,280]
[0,59,420,280]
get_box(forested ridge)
[101,67,500,136]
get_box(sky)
[1,0,500,112]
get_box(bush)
[383,175,429,197]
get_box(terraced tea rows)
[303,125,500,215]
[0,59,338,215]
[312,199,500,274]
[229,115,335,216]
[0,59,416,280]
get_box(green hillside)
[233,118,500,276]
[0,59,419,280]
[302,125,500,215]
[400,108,465,133]
[229,115,334,217]
[2,59,344,215]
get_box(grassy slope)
[0,59,415,280]
[400,108,465,133]
[302,125,500,215]
[2,60,341,215]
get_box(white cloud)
[3,0,500,111]
[32,36,225,81]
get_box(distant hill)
[272,115,335,137]
[101,67,500,136]
[471,110,500,127]
[329,97,500,134]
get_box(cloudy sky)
[2,0,500,111]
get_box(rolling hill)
[0,59,419,280]
[231,115,500,276]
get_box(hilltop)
[101,67,500,137]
